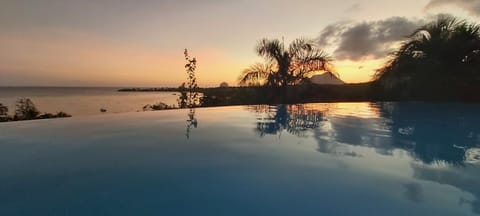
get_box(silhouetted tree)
[177,83,188,108]
[374,16,480,99]
[0,103,8,122]
[239,62,275,86]
[239,38,333,87]
[14,98,39,120]
[0,98,71,122]
[219,82,229,88]
[178,49,199,108]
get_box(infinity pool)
[1,103,479,215]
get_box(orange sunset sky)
[0,0,478,87]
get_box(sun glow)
[334,59,387,83]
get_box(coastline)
[118,83,480,107]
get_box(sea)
[0,87,180,117]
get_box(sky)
[0,0,479,87]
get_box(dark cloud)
[318,17,423,61]
[317,22,348,47]
[426,0,480,16]
[335,23,380,60]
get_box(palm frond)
[256,38,284,62]
[288,38,313,58]
[375,15,480,88]
[238,62,274,86]
[290,46,333,81]
[248,37,335,86]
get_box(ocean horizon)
[0,86,180,117]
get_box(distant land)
[118,87,180,92]
[118,72,346,92]
[310,72,345,85]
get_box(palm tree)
[238,62,275,86]
[239,38,332,87]
[375,16,480,97]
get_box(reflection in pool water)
[249,104,324,137]
[248,102,480,214]
[249,103,480,166]
[185,108,198,139]
[0,102,479,215]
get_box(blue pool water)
[1,102,480,215]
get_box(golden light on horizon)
[0,0,476,87]
[334,59,387,83]
[0,29,404,86]
[0,30,246,87]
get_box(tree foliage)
[0,98,71,122]
[219,82,229,88]
[239,38,333,87]
[178,49,200,108]
[14,98,40,120]
[0,103,7,116]
[0,103,8,121]
[374,16,480,98]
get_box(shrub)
[14,98,40,120]
[0,103,8,122]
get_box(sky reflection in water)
[0,102,479,215]
[250,102,480,214]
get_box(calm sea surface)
[0,87,179,116]
[1,102,480,215]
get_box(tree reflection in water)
[379,103,480,214]
[248,102,480,213]
[186,108,197,139]
[249,102,480,166]
[248,104,324,137]
[377,102,480,166]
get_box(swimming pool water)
[0,102,479,215]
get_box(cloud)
[317,22,348,47]
[425,0,480,16]
[318,17,423,61]
[345,3,362,13]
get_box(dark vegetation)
[249,102,480,166]
[0,103,8,122]
[0,98,72,122]
[225,16,480,103]
[127,83,372,109]
[118,87,179,92]
[180,49,199,138]
[373,16,480,101]
[125,15,480,109]
[14,15,480,122]
[239,38,332,87]
[138,49,201,111]
[178,49,200,108]
[199,83,372,106]
[142,102,177,111]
